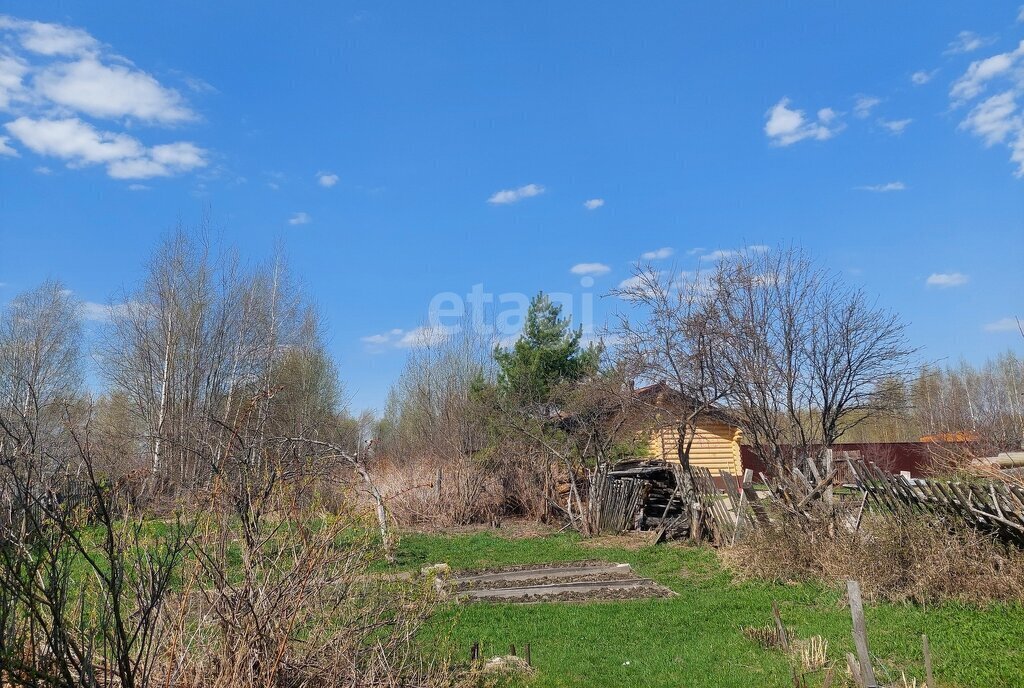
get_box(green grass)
[392,531,1024,688]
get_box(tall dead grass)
[725,514,1024,605]
[371,454,504,528]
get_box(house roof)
[632,381,739,427]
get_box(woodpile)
[589,460,689,537]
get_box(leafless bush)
[725,513,1024,605]
[0,410,189,688]
[371,454,504,527]
[162,483,449,688]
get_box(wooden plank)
[771,601,789,652]
[846,652,865,688]
[846,580,877,688]
[922,634,933,688]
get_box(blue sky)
[1,2,1022,413]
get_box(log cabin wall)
[647,420,743,477]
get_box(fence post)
[846,580,877,688]
[922,634,934,686]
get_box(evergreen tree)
[494,292,600,404]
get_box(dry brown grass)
[725,513,1024,605]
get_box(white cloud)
[960,91,1020,145]
[0,14,208,181]
[288,212,311,226]
[317,171,339,187]
[911,69,938,86]
[945,30,993,55]
[641,247,674,260]
[487,183,545,204]
[879,118,913,134]
[398,325,450,348]
[35,58,194,123]
[926,272,969,287]
[696,244,769,262]
[4,117,206,178]
[0,135,17,156]
[950,41,1024,176]
[0,54,29,109]
[856,181,906,192]
[853,95,881,119]
[34,165,50,174]
[583,198,604,210]
[127,183,150,191]
[950,41,1024,103]
[2,17,99,56]
[617,274,650,290]
[361,325,452,350]
[984,317,1021,332]
[80,301,129,322]
[570,262,611,276]
[7,116,142,162]
[764,98,843,146]
[1019,5,1024,22]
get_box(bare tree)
[100,230,326,500]
[613,265,736,476]
[708,246,916,473]
[0,280,82,481]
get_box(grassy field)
[390,529,1024,688]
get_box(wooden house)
[634,382,743,478]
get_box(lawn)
[391,530,1024,688]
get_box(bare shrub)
[164,492,449,687]
[0,409,189,688]
[725,514,1024,605]
[371,454,504,528]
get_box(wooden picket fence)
[847,459,1024,544]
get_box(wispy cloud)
[879,118,913,134]
[764,98,843,146]
[853,95,881,119]
[127,183,150,191]
[695,245,770,262]
[80,300,131,322]
[950,41,1024,103]
[950,40,1024,176]
[317,171,338,187]
[926,272,969,287]
[856,181,906,192]
[0,14,208,180]
[570,262,611,276]
[361,325,451,351]
[0,135,17,157]
[583,198,604,210]
[487,183,545,204]
[945,30,993,55]
[984,316,1021,332]
[641,247,674,260]
[288,211,311,226]
[911,69,938,85]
